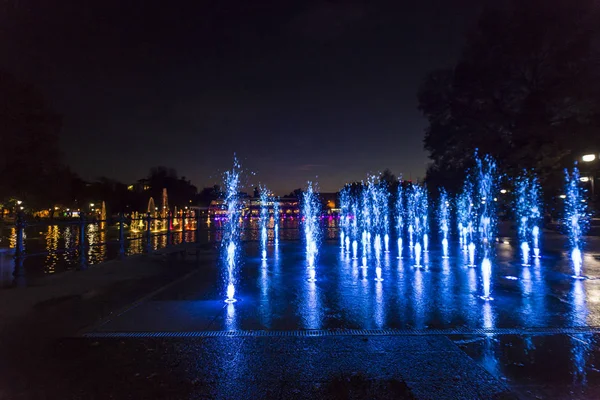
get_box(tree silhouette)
[419,0,600,193]
[0,70,74,208]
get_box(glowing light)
[582,154,596,162]
[580,177,590,182]
[222,157,241,303]
[414,242,422,268]
[481,258,493,301]
[468,242,476,267]
[303,182,321,270]
[500,189,507,194]
[521,242,530,266]
[225,283,237,303]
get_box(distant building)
[208,196,301,218]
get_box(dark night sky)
[1,0,485,195]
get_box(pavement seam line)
[75,266,203,337]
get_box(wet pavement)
[91,236,600,333]
[4,233,600,398]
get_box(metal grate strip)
[82,326,600,338]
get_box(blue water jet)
[222,158,241,303]
[302,182,322,273]
[259,186,269,261]
[515,174,542,262]
[395,183,405,257]
[438,189,450,259]
[564,167,589,278]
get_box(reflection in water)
[413,268,425,329]
[301,281,322,329]
[44,226,59,274]
[483,301,494,329]
[225,303,237,331]
[440,258,452,323]
[375,281,385,328]
[570,334,590,385]
[572,280,588,326]
[259,259,271,328]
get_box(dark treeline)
[419,0,600,197]
[0,70,217,214]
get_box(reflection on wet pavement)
[89,238,600,396]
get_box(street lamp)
[582,154,596,162]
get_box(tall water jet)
[273,196,280,247]
[532,226,540,258]
[384,234,389,253]
[395,183,405,256]
[437,189,450,258]
[222,158,242,303]
[515,174,542,262]
[147,197,157,231]
[339,186,351,240]
[457,182,475,247]
[564,167,589,279]
[259,186,269,261]
[302,182,322,274]
[352,240,358,259]
[407,185,428,253]
[475,153,498,254]
[374,234,382,263]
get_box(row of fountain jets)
[221,155,589,303]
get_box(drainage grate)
[82,326,600,338]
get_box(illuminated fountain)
[407,185,428,255]
[222,159,242,303]
[352,240,358,259]
[302,182,322,276]
[515,174,542,265]
[481,258,493,301]
[475,153,498,300]
[273,196,279,247]
[259,186,269,261]
[147,197,157,231]
[396,183,405,257]
[564,167,589,279]
[437,189,450,258]
[414,242,422,268]
[374,234,382,263]
[468,242,476,267]
[457,182,475,248]
[339,186,351,246]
